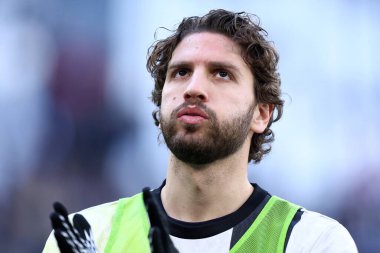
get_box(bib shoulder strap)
[230,196,300,253]
[104,193,151,253]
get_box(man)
[43,9,357,252]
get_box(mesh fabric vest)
[104,194,299,253]
[230,196,300,253]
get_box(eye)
[174,69,190,78]
[215,70,231,80]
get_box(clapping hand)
[50,188,179,253]
[50,202,98,253]
[143,187,179,253]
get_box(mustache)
[170,102,216,120]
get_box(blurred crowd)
[0,0,379,252]
[0,1,138,251]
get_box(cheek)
[161,91,180,119]
[214,96,254,120]
[162,85,182,106]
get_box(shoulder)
[77,200,119,225]
[286,209,358,253]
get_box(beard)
[160,102,254,165]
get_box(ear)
[250,103,274,133]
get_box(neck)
[161,143,253,222]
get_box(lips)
[177,107,209,119]
[177,107,209,124]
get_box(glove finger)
[146,198,162,228]
[143,188,169,232]
[142,187,152,209]
[51,202,83,244]
[73,214,98,252]
[150,227,166,253]
[53,202,69,217]
[143,188,179,253]
[50,212,65,230]
[52,202,75,232]
[142,188,159,225]
[73,214,91,237]
[54,229,77,253]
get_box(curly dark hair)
[146,9,283,163]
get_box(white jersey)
[43,183,357,253]
[156,183,357,253]
[170,209,357,253]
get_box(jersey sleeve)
[286,210,358,253]
[309,220,358,253]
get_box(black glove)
[50,202,98,253]
[143,187,179,253]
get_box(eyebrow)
[167,61,192,72]
[167,61,243,76]
[208,61,242,76]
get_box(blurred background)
[0,0,379,252]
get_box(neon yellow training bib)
[104,194,300,253]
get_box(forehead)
[169,32,245,65]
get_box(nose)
[183,72,209,102]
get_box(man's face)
[160,32,256,164]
